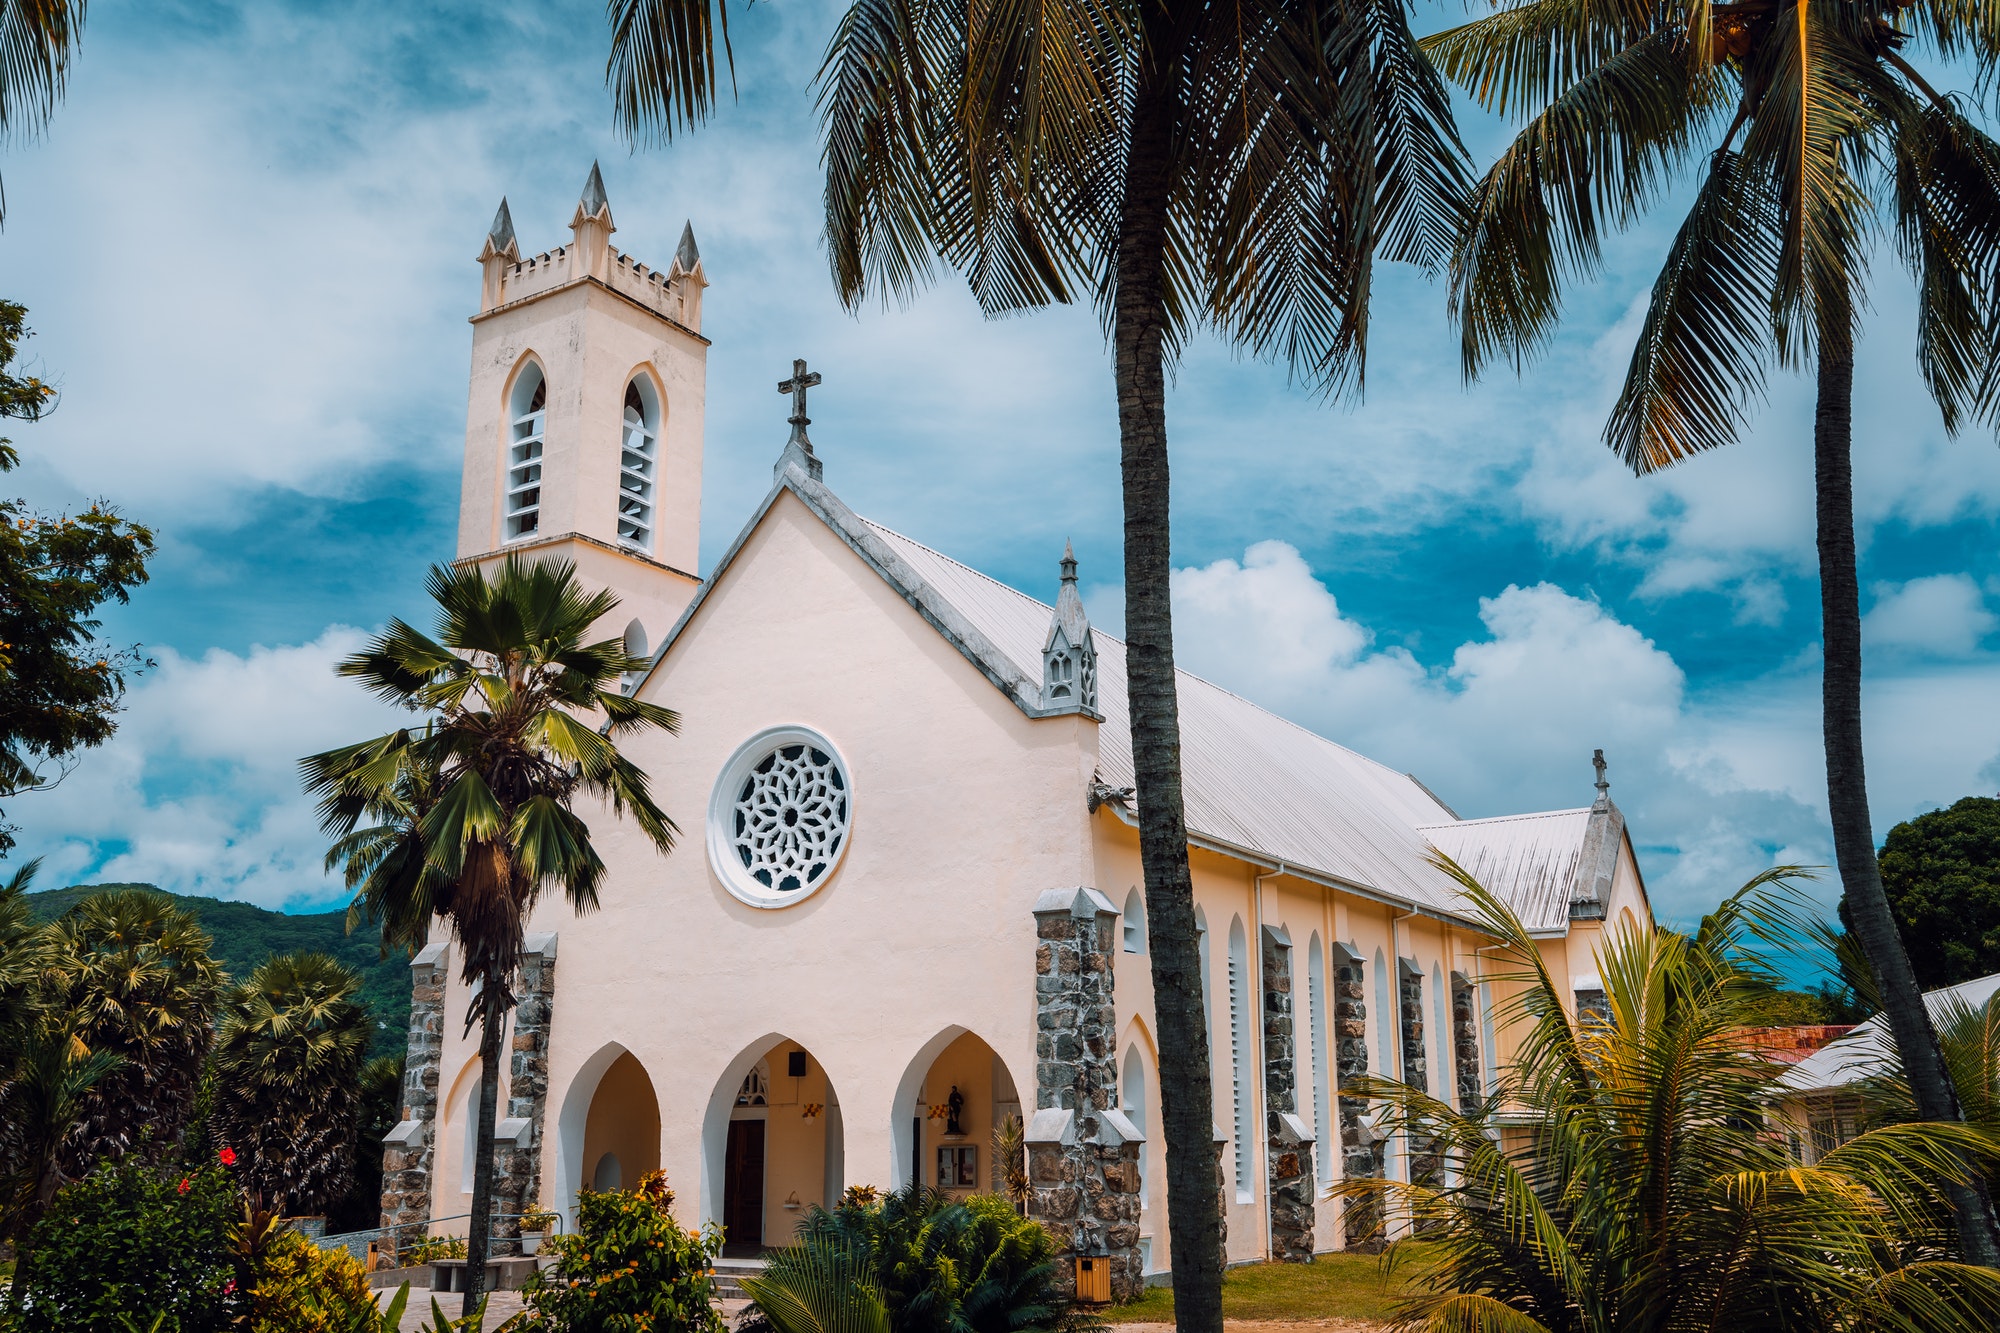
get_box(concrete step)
[711,1258,766,1301]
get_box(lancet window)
[506,366,546,540]
[618,379,659,551]
[1228,917,1253,1201]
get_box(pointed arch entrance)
[889,1028,1023,1196]
[701,1036,844,1255]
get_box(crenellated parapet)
[475,164,706,334]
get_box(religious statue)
[945,1085,965,1137]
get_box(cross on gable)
[779,358,822,448]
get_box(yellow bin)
[1074,1255,1111,1305]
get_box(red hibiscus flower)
[177,1178,189,1195]
[217,1147,237,1166]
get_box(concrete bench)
[427,1257,541,1292]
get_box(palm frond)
[607,0,738,144]
[1448,33,1708,379]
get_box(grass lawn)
[1106,1252,1422,1324]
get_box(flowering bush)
[11,1156,241,1332]
[513,1172,726,1333]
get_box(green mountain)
[28,883,414,1060]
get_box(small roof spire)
[579,160,610,217]
[675,221,701,272]
[487,197,517,253]
[1042,541,1098,714]
[1060,539,1078,583]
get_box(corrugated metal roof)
[1780,971,2000,1094]
[864,520,1599,924]
[1418,810,1593,933]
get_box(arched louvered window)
[1122,886,1145,954]
[1308,934,1333,1186]
[1228,916,1253,1202]
[1121,1045,1149,1206]
[618,379,660,551]
[506,365,546,540]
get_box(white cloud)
[1864,574,1996,657]
[10,627,404,909]
[1097,542,2000,924]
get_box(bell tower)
[456,162,709,654]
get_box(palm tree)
[1339,864,2000,1332]
[49,888,222,1172]
[1425,0,2000,1261]
[609,1,1466,1313]
[212,951,372,1216]
[0,859,121,1243]
[0,0,87,222]
[304,554,679,1313]
[1859,985,2000,1201]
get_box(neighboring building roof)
[1780,972,2000,1094]
[654,463,1633,931]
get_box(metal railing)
[315,1210,566,1266]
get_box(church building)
[379,168,1654,1297]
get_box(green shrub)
[11,1156,240,1332]
[245,1230,376,1333]
[514,1171,725,1333]
[769,1184,1087,1333]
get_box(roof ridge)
[1418,807,1593,831]
[861,517,1445,802]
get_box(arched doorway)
[701,1037,844,1255]
[891,1029,1022,1198]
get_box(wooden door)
[723,1119,766,1252]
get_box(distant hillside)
[28,883,414,1059]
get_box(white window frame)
[617,378,660,552]
[506,366,546,541]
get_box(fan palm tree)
[609,1,1467,1315]
[0,859,121,1243]
[304,553,679,1313]
[1338,863,2000,1332]
[0,0,87,222]
[1424,0,2000,1261]
[211,951,371,1216]
[48,888,222,1172]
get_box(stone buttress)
[1450,970,1484,1113]
[380,944,447,1238]
[1027,887,1143,1301]
[493,933,558,1248]
[1330,943,1384,1247]
[1398,958,1440,1187]
[1260,926,1315,1261]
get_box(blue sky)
[5,0,1999,935]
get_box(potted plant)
[519,1208,558,1256]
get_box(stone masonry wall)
[1030,889,1142,1302]
[1261,933,1313,1261]
[492,936,557,1252]
[380,947,446,1238]
[1333,952,1382,1248]
[1398,967,1440,1188]
[1451,974,1483,1114]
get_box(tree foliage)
[212,951,371,1216]
[1337,862,2000,1332]
[47,888,223,1173]
[0,300,153,855]
[1865,796,2000,989]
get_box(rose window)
[707,727,854,908]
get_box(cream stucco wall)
[420,490,1104,1233]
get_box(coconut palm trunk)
[1814,329,2000,1265]
[1116,52,1226,1331]
[464,971,509,1309]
